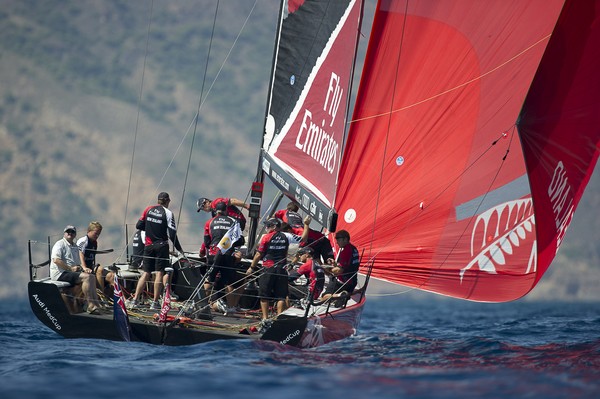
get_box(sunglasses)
[65,230,76,235]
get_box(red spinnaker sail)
[334,0,600,301]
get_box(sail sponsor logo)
[344,208,356,223]
[270,169,289,191]
[280,329,301,345]
[262,158,271,174]
[460,198,536,281]
[294,186,302,204]
[295,72,343,174]
[32,294,62,330]
[324,71,343,126]
[548,161,574,252]
[302,194,310,209]
[309,200,317,216]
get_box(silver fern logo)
[460,198,537,282]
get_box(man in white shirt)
[50,225,103,314]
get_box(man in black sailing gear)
[130,229,145,269]
[288,246,325,303]
[77,221,114,293]
[201,201,241,313]
[322,229,360,304]
[247,218,289,327]
[273,201,304,228]
[197,196,249,232]
[127,192,183,310]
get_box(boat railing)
[28,239,51,282]
[28,239,76,292]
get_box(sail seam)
[367,0,410,261]
[347,34,553,125]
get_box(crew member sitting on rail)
[321,229,360,303]
[51,225,103,314]
[77,221,114,294]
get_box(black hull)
[28,281,365,348]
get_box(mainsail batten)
[332,0,595,302]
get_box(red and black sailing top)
[200,214,237,256]
[256,230,289,268]
[291,258,325,299]
[273,209,303,228]
[335,243,360,286]
[136,204,182,251]
[211,198,246,230]
[289,225,324,246]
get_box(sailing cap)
[64,225,77,234]
[264,218,281,228]
[297,246,313,256]
[196,197,211,212]
[158,192,170,201]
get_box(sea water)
[1,297,598,399]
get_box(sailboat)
[27,0,599,347]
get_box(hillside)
[1,1,598,301]
[0,0,281,298]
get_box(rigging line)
[120,0,154,262]
[153,0,258,204]
[145,0,258,244]
[124,0,154,226]
[346,33,553,126]
[177,0,220,228]
[367,0,409,261]
[459,127,517,299]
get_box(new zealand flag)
[113,275,131,341]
